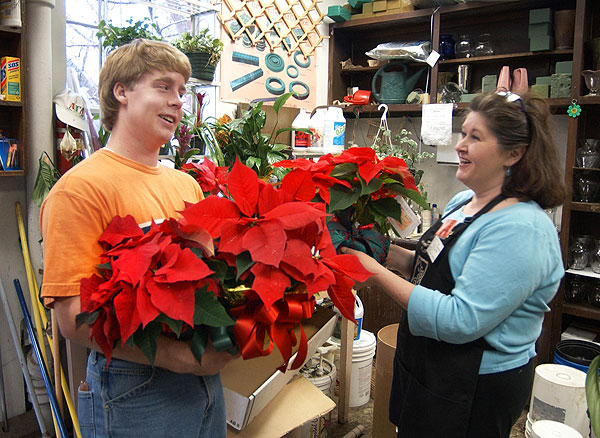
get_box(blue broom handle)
[13,279,68,438]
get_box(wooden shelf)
[570,202,600,213]
[0,24,21,34]
[0,100,23,107]
[562,302,600,320]
[0,170,25,177]
[440,50,573,66]
[341,98,571,117]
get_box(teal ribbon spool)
[294,51,311,68]
[289,80,310,100]
[286,65,299,78]
[266,77,285,95]
[265,53,284,72]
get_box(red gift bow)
[229,292,316,372]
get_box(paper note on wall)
[421,103,453,146]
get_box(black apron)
[389,194,505,438]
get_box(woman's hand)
[341,246,415,309]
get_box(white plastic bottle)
[291,108,311,150]
[323,107,346,154]
[308,108,326,152]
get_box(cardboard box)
[221,306,336,431]
[227,377,335,438]
[0,56,20,102]
[372,0,387,12]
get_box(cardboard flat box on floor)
[222,306,337,431]
[227,376,336,438]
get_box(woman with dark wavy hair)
[345,92,567,438]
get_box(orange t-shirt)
[40,149,203,305]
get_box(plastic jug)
[291,108,311,149]
[332,294,364,341]
[322,107,346,154]
[308,108,326,151]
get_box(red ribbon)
[230,292,316,371]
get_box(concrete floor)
[2,357,528,438]
[325,357,527,438]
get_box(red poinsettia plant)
[77,159,372,371]
[273,147,428,263]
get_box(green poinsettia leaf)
[124,336,135,349]
[330,162,358,178]
[329,185,361,212]
[205,258,230,282]
[370,197,403,223]
[96,262,112,271]
[587,355,600,438]
[133,321,161,365]
[360,176,383,196]
[190,329,208,366]
[385,183,429,209]
[156,314,183,338]
[236,251,254,281]
[75,310,100,328]
[193,287,236,327]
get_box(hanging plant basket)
[187,52,215,81]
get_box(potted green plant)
[207,93,295,180]
[96,18,163,52]
[171,30,223,81]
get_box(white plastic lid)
[531,420,583,438]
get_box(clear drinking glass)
[455,35,475,58]
[475,33,494,56]
[570,236,592,269]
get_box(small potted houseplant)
[96,18,163,52]
[172,29,223,81]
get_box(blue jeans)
[77,350,226,438]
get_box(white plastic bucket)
[301,357,337,438]
[531,420,583,438]
[529,364,589,438]
[328,330,377,407]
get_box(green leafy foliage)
[587,355,600,437]
[213,93,295,180]
[372,127,433,201]
[171,30,223,66]
[97,18,163,51]
[32,152,62,207]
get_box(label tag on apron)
[426,235,444,263]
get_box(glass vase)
[475,33,494,56]
[566,276,587,303]
[439,34,455,60]
[455,35,475,59]
[570,236,591,269]
[591,239,600,274]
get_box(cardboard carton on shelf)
[221,305,337,432]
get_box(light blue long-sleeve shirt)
[407,190,564,374]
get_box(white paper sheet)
[421,103,453,146]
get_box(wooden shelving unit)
[0,13,26,177]
[329,0,600,363]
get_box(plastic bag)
[365,41,431,63]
